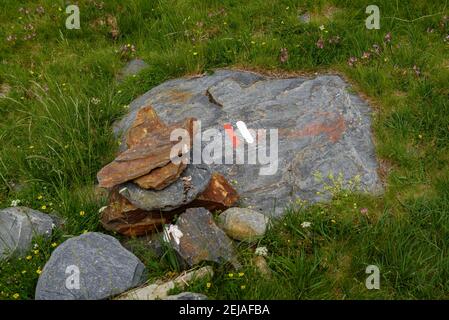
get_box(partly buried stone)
[164,292,208,300]
[218,207,269,242]
[192,173,239,211]
[164,207,240,268]
[0,207,54,260]
[100,187,175,237]
[116,58,149,82]
[35,232,146,300]
[253,256,271,278]
[97,107,195,189]
[114,70,383,216]
[116,266,213,300]
[119,164,212,212]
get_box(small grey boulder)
[165,207,240,268]
[218,207,269,242]
[0,207,54,260]
[116,58,149,82]
[35,232,146,300]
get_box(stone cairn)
[97,105,239,237]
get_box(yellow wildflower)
[51,242,57,248]
[79,210,85,217]
[13,293,20,299]
[36,268,42,275]
[26,255,32,260]
[241,285,246,290]
[206,282,211,289]
[238,272,244,277]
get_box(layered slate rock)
[97,106,195,189]
[0,207,54,260]
[218,207,269,242]
[100,187,175,236]
[119,164,212,212]
[165,208,239,268]
[35,232,146,300]
[114,70,383,216]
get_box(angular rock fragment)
[133,161,186,190]
[35,232,146,300]
[0,207,54,260]
[192,173,239,211]
[100,188,174,236]
[125,105,167,148]
[218,207,269,242]
[164,207,240,268]
[120,165,212,212]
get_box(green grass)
[0,0,449,300]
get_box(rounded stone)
[218,207,269,242]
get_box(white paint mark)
[236,121,254,143]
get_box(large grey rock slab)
[165,207,240,268]
[114,70,383,216]
[35,232,146,300]
[0,207,54,260]
[119,164,211,211]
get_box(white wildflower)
[162,224,183,245]
[255,246,268,257]
[301,221,312,228]
[10,199,21,207]
[90,97,101,105]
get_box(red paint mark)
[224,123,239,148]
[279,115,346,143]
